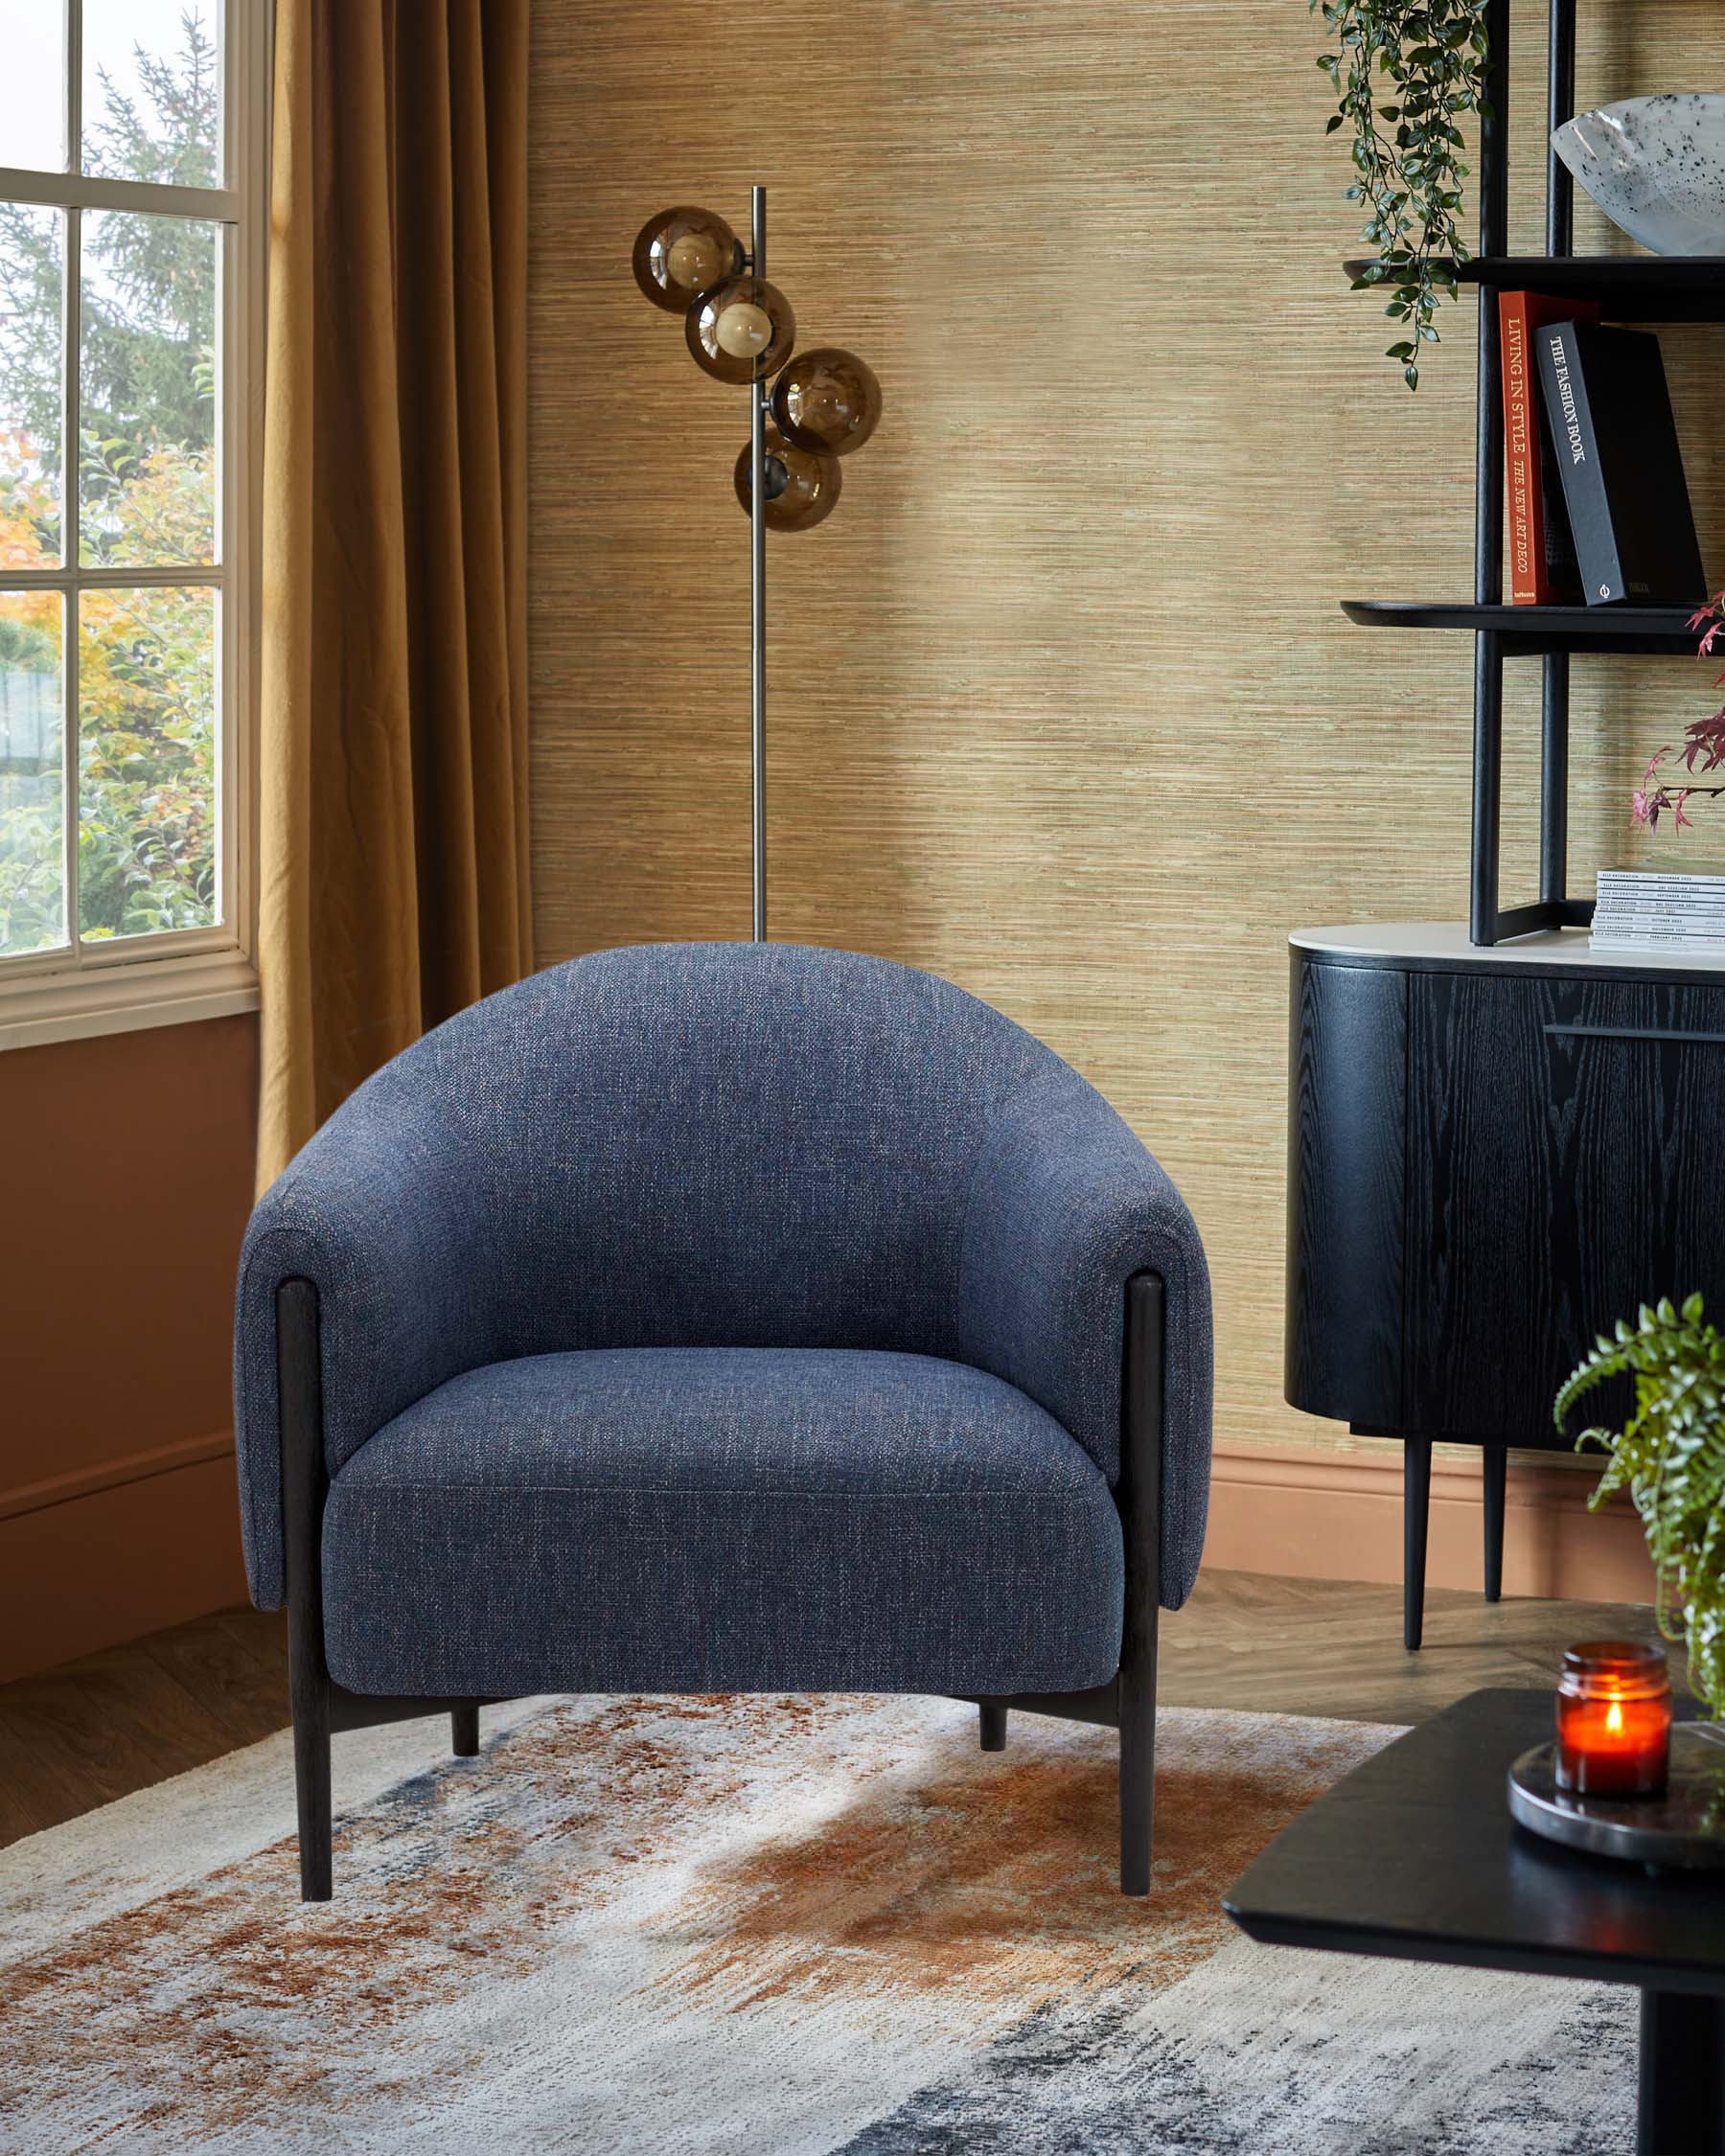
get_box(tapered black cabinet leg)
[1403,1436,1432,1652]
[978,1702,1007,1752]
[1483,1444,1507,1605]
[452,1705,481,1757]
[1638,1989,1725,2156]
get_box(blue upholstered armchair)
[235,943,1212,1900]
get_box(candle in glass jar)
[1554,1640,1672,1800]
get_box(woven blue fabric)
[235,942,1212,1630]
[321,1347,1123,1694]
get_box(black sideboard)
[1286,923,1725,1646]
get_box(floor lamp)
[633,191,883,940]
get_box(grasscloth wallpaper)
[526,3,1724,1482]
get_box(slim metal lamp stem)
[750,183,767,941]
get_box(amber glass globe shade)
[632,206,742,313]
[770,347,883,457]
[687,275,795,383]
[734,423,841,533]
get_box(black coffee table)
[1224,1688,1725,2156]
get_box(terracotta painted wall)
[526,1,1721,1600]
[0,1018,255,1681]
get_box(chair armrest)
[954,1067,1212,1608]
[233,1061,499,1610]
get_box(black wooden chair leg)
[1118,1271,1163,1896]
[1404,1436,1432,1652]
[1118,1648,1157,1897]
[1483,1444,1506,1604]
[281,1278,335,1902]
[978,1701,1007,1752]
[452,1704,481,1757]
[292,1689,333,1902]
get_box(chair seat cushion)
[321,1347,1124,1697]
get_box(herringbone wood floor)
[0,1571,1682,1849]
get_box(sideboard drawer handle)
[1544,1023,1725,1046]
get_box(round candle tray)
[1508,1725,1725,1869]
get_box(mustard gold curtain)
[258,0,532,1190]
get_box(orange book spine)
[1500,292,1543,605]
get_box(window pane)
[82,0,220,187]
[0,2,67,174]
[0,589,65,956]
[0,204,64,567]
[80,211,217,565]
[80,584,216,940]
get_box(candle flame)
[1606,1699,1624,1734]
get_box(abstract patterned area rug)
[0,1695,1633,2154]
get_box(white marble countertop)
[1291,922,1725,975]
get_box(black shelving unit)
[1341,600,1701,656]
[1345,255,1725,322]
[1341,0,1725,945]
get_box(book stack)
[1592,870,1725,955]
[1500,296,1706,609]
[1499,291,1598,604]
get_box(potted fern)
[1556,1296,1725,1722]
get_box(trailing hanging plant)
[1313,0,1491,389]
[1555,1296,1725,1721]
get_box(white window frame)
[0,0,267,1051]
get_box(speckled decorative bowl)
[1553,94,1725,256]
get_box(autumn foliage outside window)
[0,3,230,962]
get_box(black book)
[1534,322,1706,607]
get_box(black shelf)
[1341,599,1704,657]
[1343,254,1725,322]
[1332,0,1725,942]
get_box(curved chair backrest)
[295,940,1063,1366]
